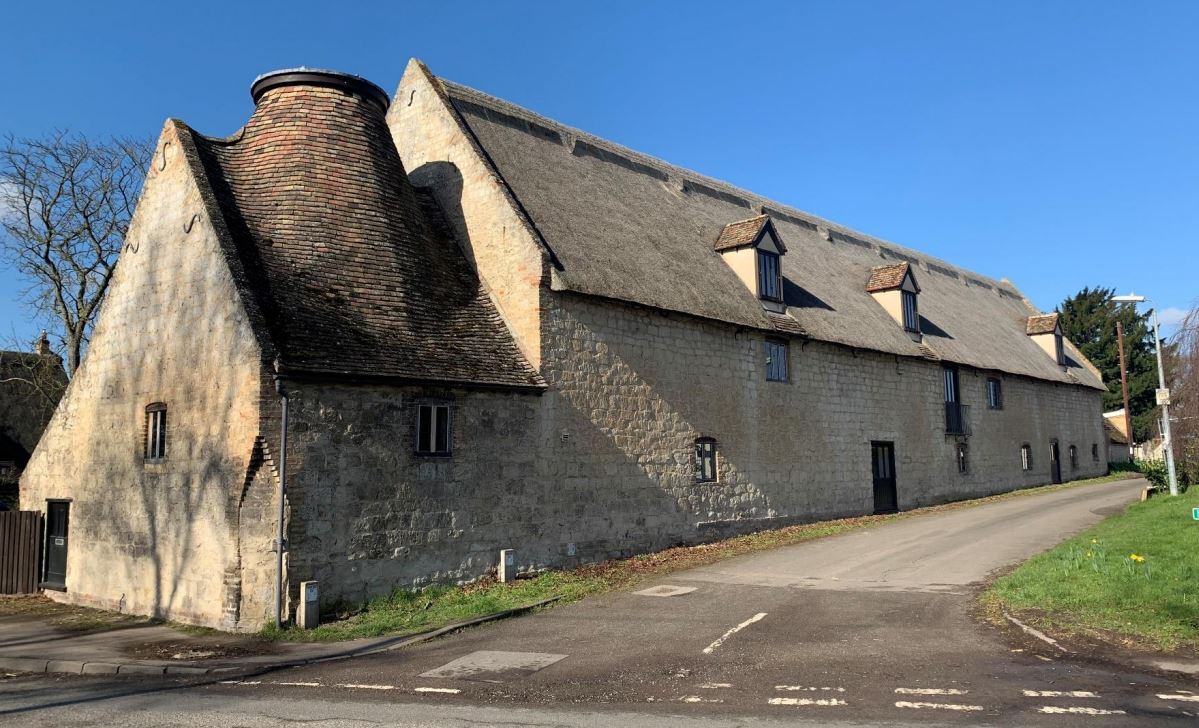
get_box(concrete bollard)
[498,549,516,583]
[298,580,319,629]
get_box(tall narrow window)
[757,250,782,301]
[1021,443,1032,471]
[416,404,451,455]
[1091,443,1099,462]
[956,443,969,474]
[1068,444,1078,470]
[144,403,167,461]
[694,437,718,483]
[986,378,1003,410]
[765,339,788,382]
[901,290,919,332]
[1055,333,1065,365]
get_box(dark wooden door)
[42,501,68,590]
[872,441,898,514]
[1049,442,1062,485]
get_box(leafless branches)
[0,131,152,374]
[1165,304,1199,483]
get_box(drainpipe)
[273,364,289,629]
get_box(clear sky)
[2,1,1196,351]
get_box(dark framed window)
[144,403,167,461]
[1068,444,1078,470]
[694,437,718,483]
[986,378,1003,410]
[1054,334,1065,365]
[416,404,451,456]
[1020,443,1032,471]
[765,339,788,382]
[1091,443,1099,461]
[956,443,969,474]
[901,290,919,332]
[757,249,782,301]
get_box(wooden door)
[42,501,68,590]
[872,441,898,514]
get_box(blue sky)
[2,1,1196,351]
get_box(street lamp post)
[1112,294,1179,496]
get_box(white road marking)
[218,680,261,685]
[1023,690,1099,698]
[1005,612,1070,652]
[775,686,846,692]
[702,612,767,654]
[769,697,847,706]
[273,682,321,687]
[896,701,984,711]
[698,683,733,689]
[678,695,723,703]
[895,688,968,695]
[414,687,461,694]
[338,684,396,690]
[1038,706,1126,715]
[1158,694,1199,703]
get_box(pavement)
[3,476,1198,727]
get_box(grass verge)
[265,472,1139,642]
[988,484,1198,653]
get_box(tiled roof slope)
[714,215,781,252]
[1026,313,1060,335]
[180,81,541,389]
[865,262,913,293]
[437,78,1103,391]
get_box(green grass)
[990,485,1199,652]
[265,472,1139,642]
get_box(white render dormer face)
[715,215,787,313]
[866,262,921,341]
[1028,317,1066,367]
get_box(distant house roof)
[1026,313,1061,336]
[713,215,785,253]
[1104,419,1128,445]
[866,262,917,293]
[435,75,1103,391]
[173,74,541,390]
[0,349,67,464]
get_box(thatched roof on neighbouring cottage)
[436,76,1103,391]
[172,70,542,390]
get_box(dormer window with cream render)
[866,262,921,340]
[714,215,787,313]
[1027,313,1066,367]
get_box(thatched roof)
[438,77,1103,390]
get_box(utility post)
[1113,294,1179,496]
[1116,321,1134,458]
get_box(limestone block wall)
[19,124,267,629]
[281,383,544,607]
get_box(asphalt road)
[4,477,1196,727]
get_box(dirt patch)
[122,635,281,662]
[0,594,150,632]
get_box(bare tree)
[0,131,152,374]
[1164,303,1199,485]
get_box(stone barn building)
[21,62,1107,630]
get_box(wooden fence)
[0,510,43,594]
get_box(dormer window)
[757,249,782,301]
[866,262,922,339]
[714,215,787,311]
[1026,313,1066,367]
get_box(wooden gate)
[0,510,44,594]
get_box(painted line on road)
[702,612,767,654]
[698,683,733,689]
[1004,612,1070,653]
[274,681,321,687]
[218,680,262,685]
[895,688,968,695]
[775,686,846,692]
[769,697,847,707]
[1038,706,1125,715]
[896,701,984,711]
[414,687,461,694]
[338,683,396,690]
[1158,694,1199,703]
[678,695,724,703]
[1023,690,1099,698]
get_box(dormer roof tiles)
[1026,313,1061,336]
[865,262,913,293]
